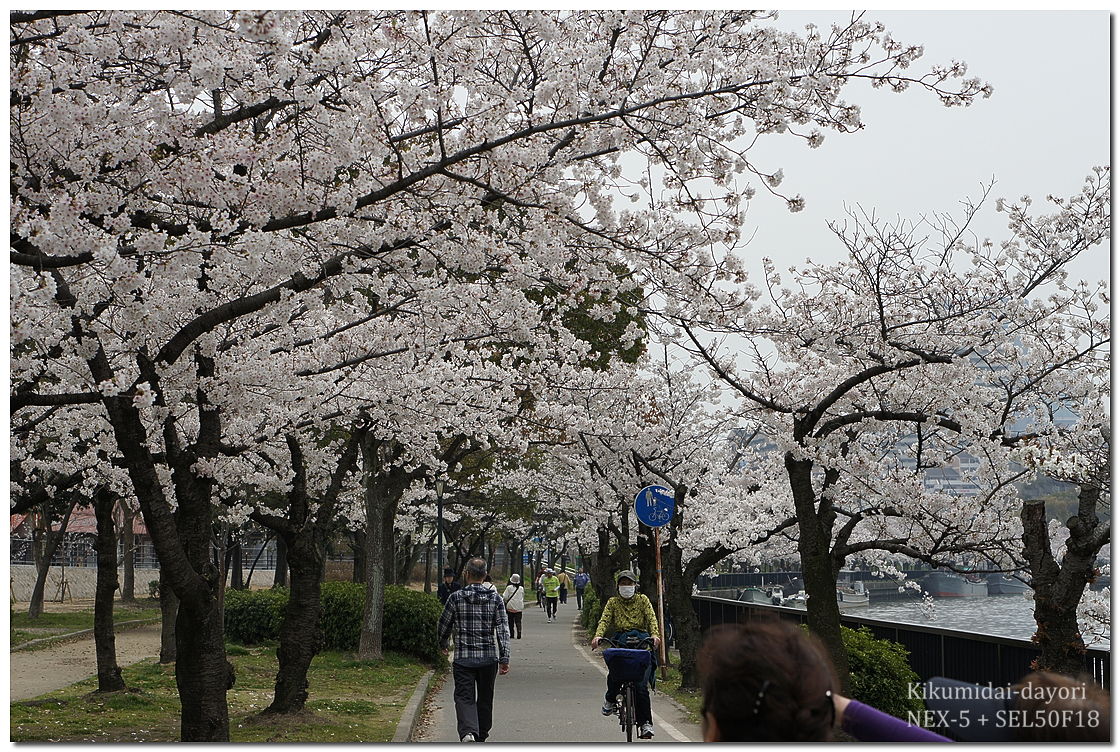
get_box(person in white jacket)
[502,574,525,639]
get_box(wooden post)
[653,525,668,680]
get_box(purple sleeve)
[842,700,952,742]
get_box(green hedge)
[224,584,442,662]
[225,588,287,644]
[580,586,602,637]
[841,625,924,719]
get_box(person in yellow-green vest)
[540,568,561,622]
[590,570,660,740]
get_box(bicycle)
[595,634,655,742]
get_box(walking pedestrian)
[438,558,511,743]
[574,569,590,609]
[557,569,572,605]
[502,574,524,639]
[540,568,561,622]
[534,569,545,609]
[438,567,462,605]
[482,574,498,594]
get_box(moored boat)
[922,571,988,597]
[986,573,1031,595]
[836,586,870,609]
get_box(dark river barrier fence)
[691,594,1110,690]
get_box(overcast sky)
[737,10,1110,285]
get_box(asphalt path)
[415,598,702,743]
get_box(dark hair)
[465,557,487,582]
[1012,672,1110,742]
[697,620,837,742]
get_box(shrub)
[225,588,287,645]
[319,581,365,651]
[381,585,442,662]
[580,586,602,637]
[225,582,442,663]
[841,625,924,718]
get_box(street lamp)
[434,478,446,585]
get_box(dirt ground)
[9,599,164,702]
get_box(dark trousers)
[545,596,558,618]
[559,586,568,604]
[575,587,586,609]
[507,611,522,638]
[606,670,652,726]
[453,661,499,741]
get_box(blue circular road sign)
[634,485,675,528]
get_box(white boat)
[781,590,808,608]
[836,585,870,609]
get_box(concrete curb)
[12,618,159,652]
[393,669,435,742]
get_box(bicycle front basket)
[602,648,652,683]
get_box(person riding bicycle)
[590,570,660,740]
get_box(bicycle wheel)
[624,684,636,742]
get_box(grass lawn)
[10,602,162,646]
[9,644,431,742]
[656,652,703,724]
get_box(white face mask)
[618,585,636,599]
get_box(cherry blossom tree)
[12,9,995,739]
[1018,424,1110,675]
[674,169,1109,684]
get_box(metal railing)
[691,594,1110,689]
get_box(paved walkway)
[10,624,163,701]
[416,600,702,743]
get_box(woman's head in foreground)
[697,620,838,742]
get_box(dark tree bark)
[1021,471,1110,675]
[93,487,126,692]
[159,566,179,664]
[351,529,367,584]
[423,540,433,594]
[119,502,137,602]
[273,535,288,588]
[250,432,361,715]
[358,435,409,661]
[29,499,77,618]
[229,539,244,590]
[787,452,850,690]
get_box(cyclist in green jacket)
[590,570,661,739]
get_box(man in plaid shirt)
[438,557,511,742]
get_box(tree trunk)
[589,527,614,604]
[93,488,126,692]
[423,541,432,594]
[358,436,407,661]
[120,503,137,602]
[786,453,850,690]
[172,483,235,741]
[28,502,76,618]
[664,540,705,689]
[229,539,244,590]
[159,566,179,664]
[264,535,324,713]
[352,530,367,584]
[274,535,289,588]
[1021,485,1108,675]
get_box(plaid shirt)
[438,583,511,665]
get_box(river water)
[861,595,1110,649]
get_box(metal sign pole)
[653,525,668,680]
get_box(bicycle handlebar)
[598,635,655,650]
